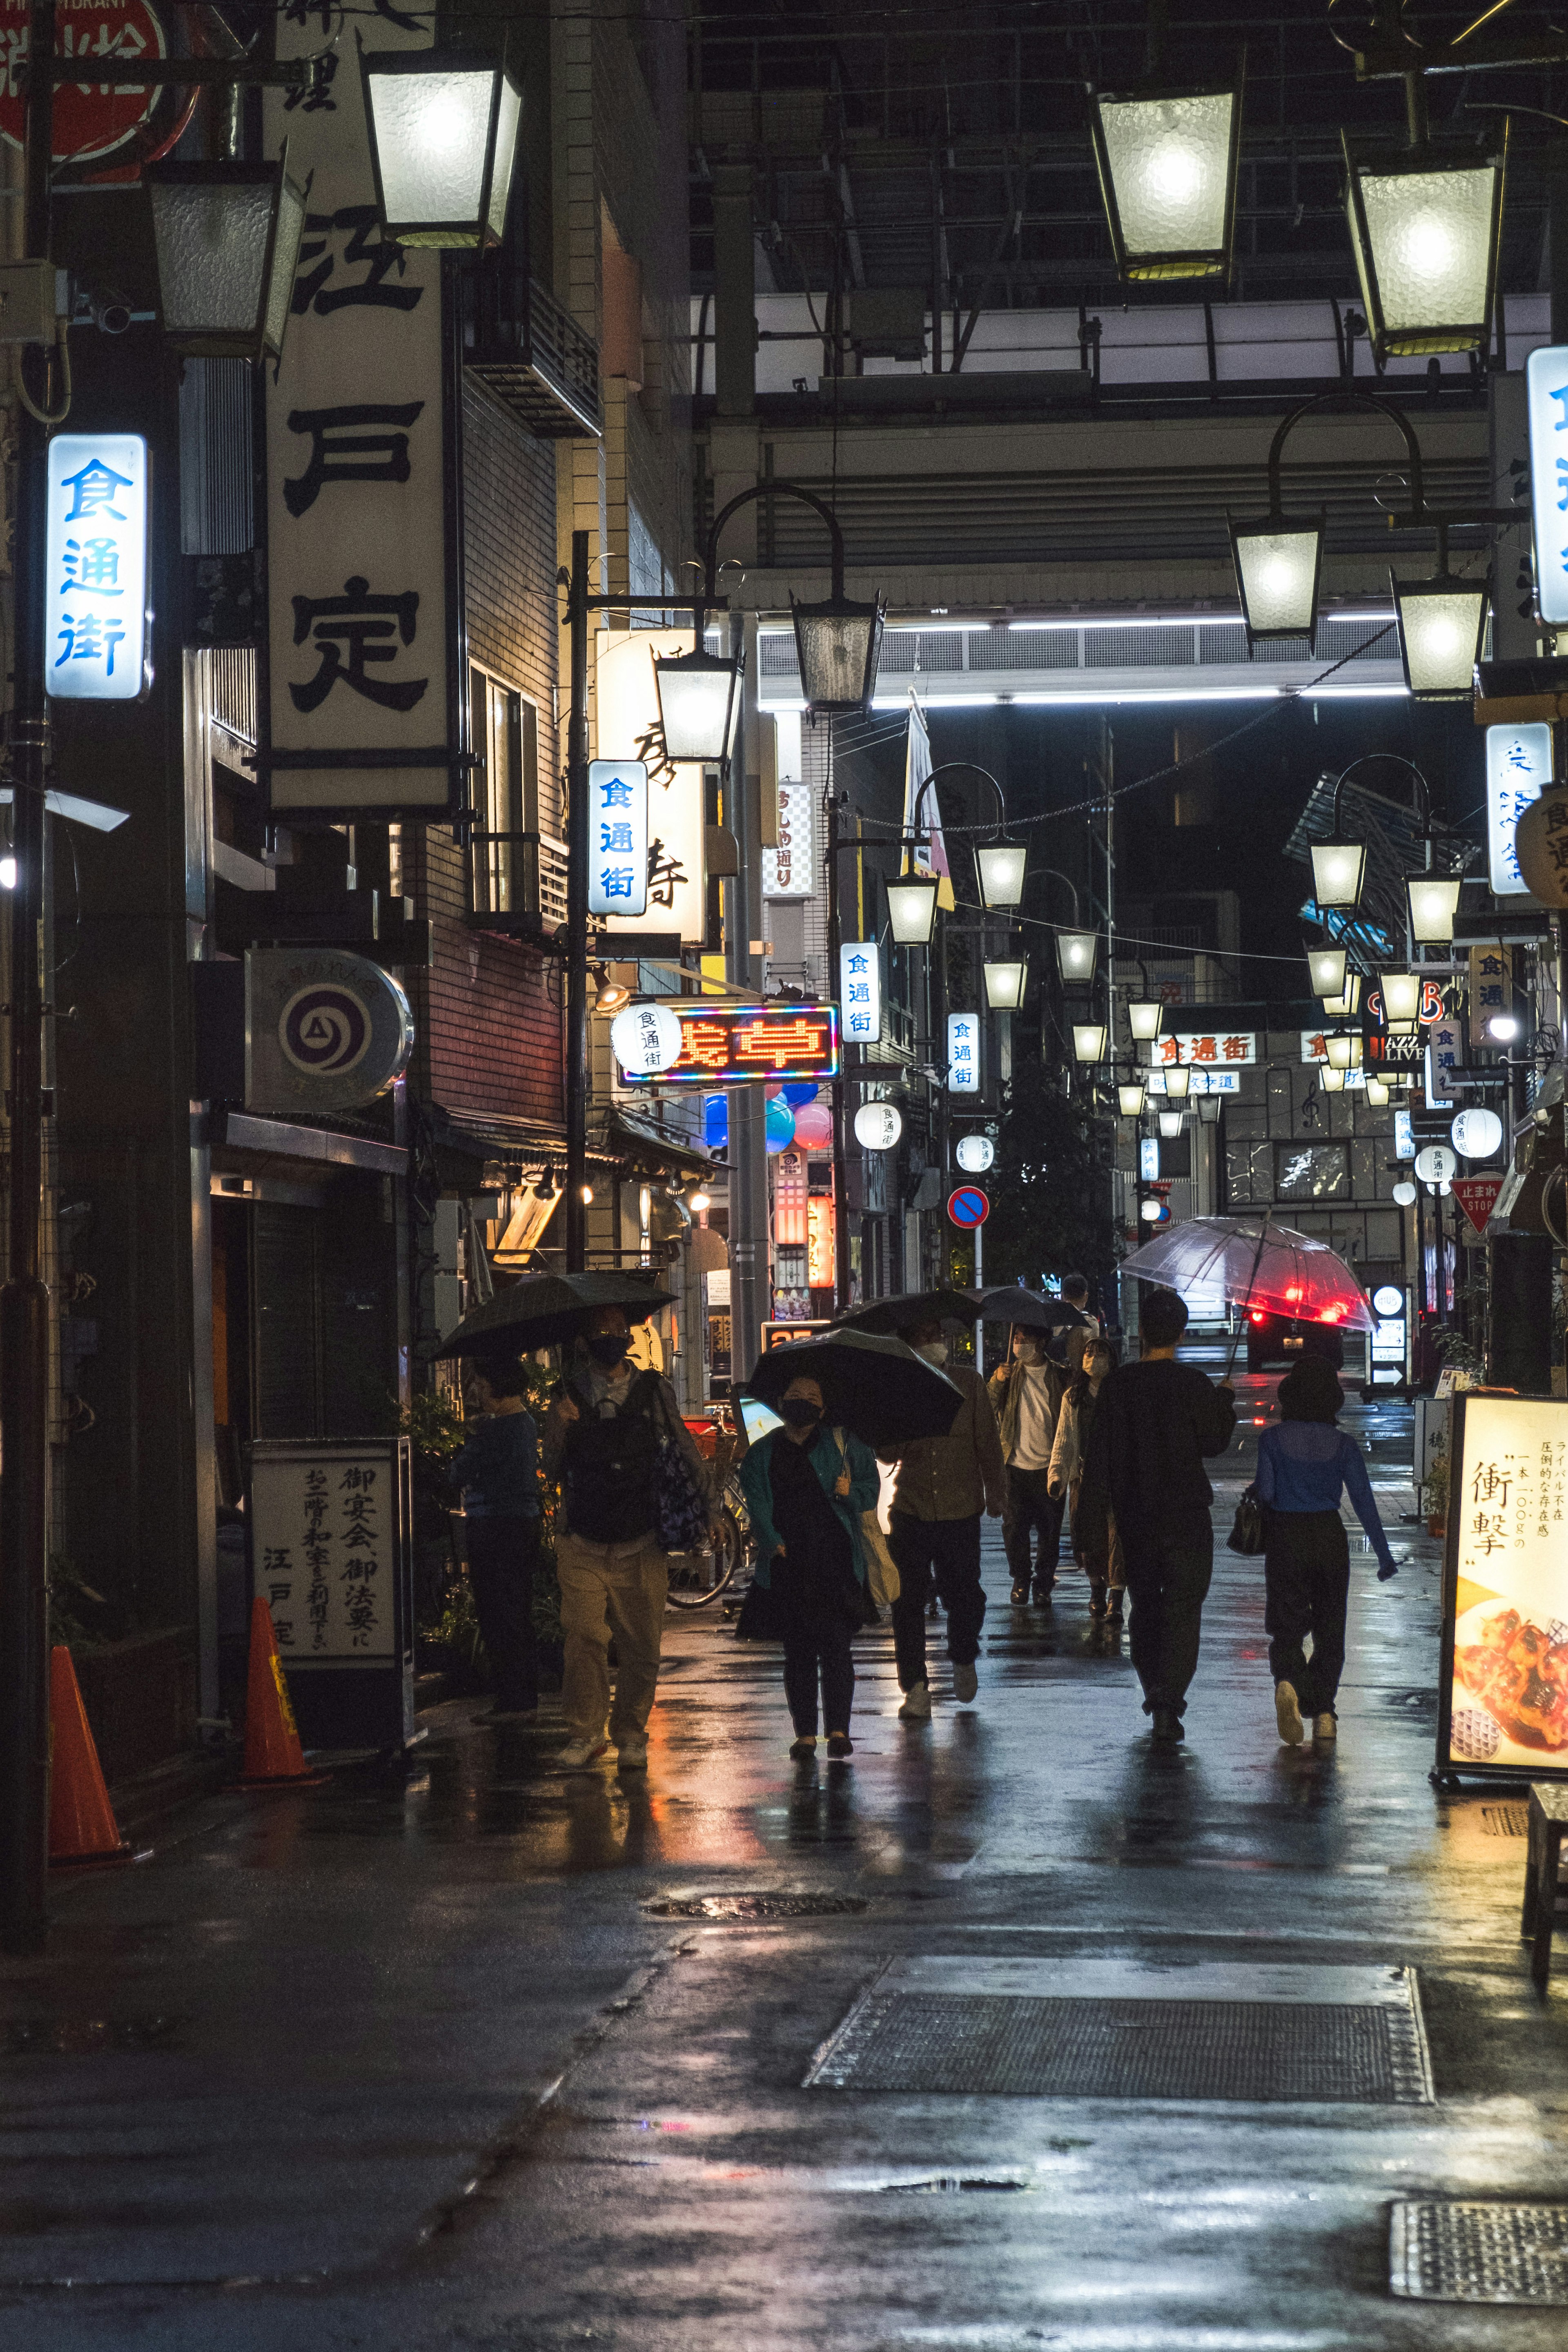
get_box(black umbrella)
[433,1269,673,1359]
[742,1328,964,1454]
[832,1287,982,1336]
[976,1287,1087,1332]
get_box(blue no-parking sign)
[947,1186,989,1229]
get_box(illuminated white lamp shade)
[983,957,1028,1010]
[1072,1022,1109,1064]
[653,646,741,765]
[1230,515,1324,642]
[1325,1032,1362,1071]
[1406,871,1463,945]
[1320,1065,1346,1093]
[1090,84,1241,281]
[1416,1143,1458,1186]
[361,50,522,249]
[610,1002,684,1075]
[886,871,940,946]
[1380,969,1423,1027]
[1056,927,1099,984]
[1392,574,1489,700]
[1365,1078,1392,1107]
[1118,1081,1147,1117]
[1157,1109,1185,1139]
[1164,1063,1191,1100]
[1323,973,1364,1020]
[1451,1106,1503,1160]
[1307,945,1348,999]
[1197,1091,1223,1124]
[147,151,309,363]
[976,841,1028,911]
[1128,999,1163,1042]
[1310,835,1367,911]
[790,593,885,714]
[1392,1178,1418,1205]
[853,1101,903,1152]
[1488,1011,1521,1042]
[1343,138,1506,362]
[1140,1195,1164,1221]
[955,1134,995,1173]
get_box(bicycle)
[665,1410,752,1611]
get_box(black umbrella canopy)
[976,1287,1087,1332]
[743,1328,964,1455]
[434,1269,673,1360]
[833,1287,982,1336]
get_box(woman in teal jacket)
[737,1372,881,1761]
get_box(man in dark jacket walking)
[1079,1287,1235,1744]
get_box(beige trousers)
[555,1530,669,1744]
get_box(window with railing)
[470,667,538,918]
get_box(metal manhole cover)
[645,1892,868,1920]
[1391,2201,1568,2303]
[1480,1805,1530,1838]
[807,1958,1432,2106]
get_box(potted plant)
[1423,1437,1449,1539]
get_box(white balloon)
[1415,1144,1457,1185]
[1450,1107,1503,1161]
[610,1002,684,1074]
[955,1134,995,1173]
[854,1101,902,1152]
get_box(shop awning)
[604,1109,724,1176]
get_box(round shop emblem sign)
[280,983,372,1076]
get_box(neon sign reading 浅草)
[616,1002,841,1089]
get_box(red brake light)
[1249,1310,1265,1324]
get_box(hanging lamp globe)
[791,591,885,714]
[885,870,941,946]
[1089,78,1243,283]
[1392,570,1489,700]
[1365,1077,1392,1107]
[1118,1080,1147,1117]
[1310,834,1368,912]
[1229,513,1324,643]
[1406,871,1463,945]
[975,839,1028,911]
[361,49,522,249]
[1379,970,1423,1028]
[1072,1021,1109,1064]
[1307,945,1348,999]
[1128,1000,1163,1042]
[1055,927,1099,986]
[1158,1108,1185,1139]
[147,148,309,363]
[1323,973,1363,1020]
[1342,131,1507,365]
[982,957,1028,1010]
[652,643,742,765]
[1164,1062,1191,1100]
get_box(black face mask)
[587,1333,629,1368]
[780,1399,821,1429]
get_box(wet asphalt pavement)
[5,1374,1568,2349]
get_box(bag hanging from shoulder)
[834,1429,901,1608]
[1227,1484,1266,1557]
[647,1379,710,1552]
[734,1573,787,1642]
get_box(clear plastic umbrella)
[1119,1215,1374,1374]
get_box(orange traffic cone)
[240,1597,327,1786]
[49,1646,129,1866]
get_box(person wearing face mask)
[1047,1332,1123,1620]
[882,1319,1006,1719]
[542,1305,718,1771]
[988,1326,1069,1606]
[735,1375,880,1759]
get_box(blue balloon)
[704,1093,727,1150]
[781,1082,818,1108]
[765,1096,797,1154]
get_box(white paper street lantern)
[853,1101,903,1152]
[1415,1143,1458,1186]
[1392,1178,1418,1205]
[1450,1107,1503,1160]
[955,1134,994,1173]
[610,1002,683,1075]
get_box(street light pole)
[0,0,56,1952]
[564,530,590,1273]
[823,766,852,1311]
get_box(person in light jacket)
[736,1375,881,1761]
[1047,1332,1124,1620]
[988,1328,1069,1605]
[883,1321,1006,1721]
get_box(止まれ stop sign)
[947,1186,989,1229]
[0,0,169,166]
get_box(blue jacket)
[451,1410,541,1519]
[1256,1422,1395,1575]
[736,1425,881,1588]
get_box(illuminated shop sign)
[45,432,149,702]
[615,1000,840,1089]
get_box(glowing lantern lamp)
[1310,835,1368,912]
[1164,1063,1191,1100]
[653,644,742,764]
[1118,1081,1147,1117]
[1392,571,1489,701]
[1307,945,1348,1000]
[1343,132,1507,365]
[1157,1109,1185,1139]
[1365,1078,1391,1107]
[983,958,1027,1010]
[976,841,1028,911]
[1320,1065,1346,1093]
[1325,1032,1362,1071]
[1090,81,1243,283]
[886,871,940,946]
[147,148,309,363]
[361,49,523,249]
[1231,515,1323,644]
[1128,1000,1163,1042]
[1072,1022,1108,1064]
[1406,871,1462,946]
[1380,969,1423,1027]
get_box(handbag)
[734,1574,786,1642]
[1227,1483,1267,1557]
[834,1429,901,1608]
[647,1381,710,1552]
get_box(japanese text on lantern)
[45,435,149,704]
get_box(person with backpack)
[541,1305,717,1772]
[1255,1354,1399,1746]
[451,1351,543,1721]
[735,1372,881,1760]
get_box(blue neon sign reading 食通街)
[586,759,649,918]
[45,434,150,703]
[1526,349,1568,630]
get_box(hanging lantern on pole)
[1342,130,1507,365]
[1089,77,1244,284]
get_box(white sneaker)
[1314,1713,1337,1742]
[953,1662,978,1704]
[616,1737,648,1772]
[557,1735,610,1769]
[1275,1682,1304,1746]
[898,1683,932,1722]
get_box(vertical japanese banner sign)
[263,9,455,814]
[1485,724,1550,897]
[1527,347,1568,630]
[1439,1394,1568,1777]
[586,760,648,918]
[838,941,880,1047]
[594,630,707,942]
[1468,944,1510,1052]
[947,1011,980,1095]
[903,694,954,910]
[1425,1008,1461,1111]
[45,433,149,701]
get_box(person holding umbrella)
[735,1373,881,1759]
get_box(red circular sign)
[0,0,167,167]
[947,1186,990,1229]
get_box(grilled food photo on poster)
[1446,1396,1568,1768]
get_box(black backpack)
[561,1374,663,1544]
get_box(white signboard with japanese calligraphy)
[763,778,814,898]
[1486,724,1550,898]
[1425,1011,1461,1110]
[45,433,148,701]
[250,1440,409,1664]
[1147,1067,1240,1095]
[1439,1394,1568,1779]
[263,7,455,815]
[947,1011,980,1095]
[839,941,881,1047]
[1527,347,1568,630]
[587,760,648,918]
[594,629,707,942]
